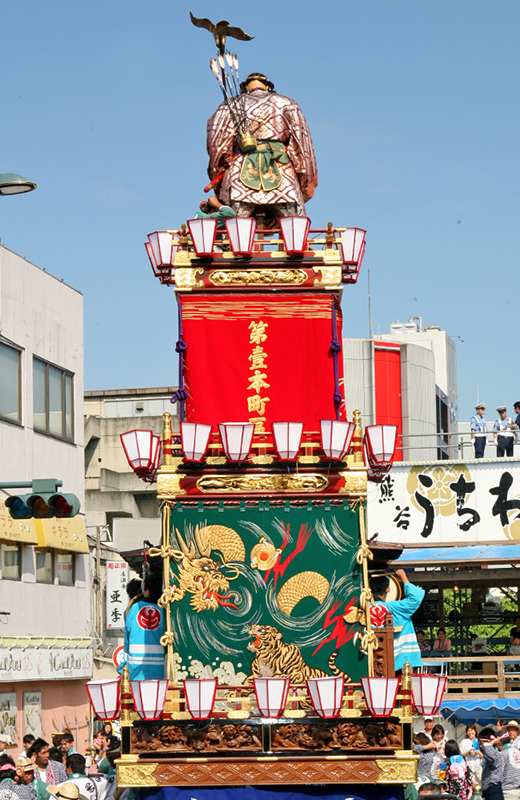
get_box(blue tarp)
[139,785,404,800]
[441,698,520,726]
[396,543,520,565]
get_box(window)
[33,358,74,441]
[1,544,21,580]
[57,553,75,586]
[36,549,53,583]
[0,342,21,424]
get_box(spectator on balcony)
[510,619,520,645]
[471,403,488,459]
[417,630,431,655]
[433,629,452,655]
[493,407,517,458]
[509,636,520,657]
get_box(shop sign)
[106,561,128,629]
[0,647,93,682]
[0,692,17,743]
[23,691,42,738]
[368,459,520,544]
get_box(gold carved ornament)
[116,762,158,787]
[376,759,417,784]
[312,263,342,288]
[209,268,307,286]
[196,473,328,493]
[157,473,186,498]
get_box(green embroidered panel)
[168,501,366,684]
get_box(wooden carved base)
[117,755,417,787]
[130,719,402,756]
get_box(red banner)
[180,293,345,434]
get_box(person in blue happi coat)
[369,568,425,672]
[118,572,165,680]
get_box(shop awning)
[35,516,89,553]
[0,498,38,545]
[441,698,520,726]
[394,543,520,567]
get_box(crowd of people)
[413,718,520,800]
[0,726,129,800]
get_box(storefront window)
[57,553,74,586]
[1,544,21,580]
[36,549,53,583]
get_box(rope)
[356,543,373,565]
[361,630,378,652]
[148,544,176,560]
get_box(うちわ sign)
[367,459,520,544]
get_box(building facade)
[84,387,178,676]
[0,244,91,756]
[343,316,458,461]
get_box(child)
[437,739,473,800]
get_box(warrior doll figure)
[207,72,318,223]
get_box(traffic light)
[5,479,80,519]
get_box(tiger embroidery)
[247,623,352,684]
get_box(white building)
[0,244,92,755]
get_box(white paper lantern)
[320,420,356,459]
[130,679,169,721]
[340,228,366,264]
[272,422,304,460]
[279,216,311,255]
[187,218,217,257]
[184,678,218,720]
[253,677,290,718]
[225,217,257,256]
[219,422,254,461]
[364,425,398,466]
[411,674,447,716]
[120,430,154,472]
[86,678,121,721]
[180,422,212,462]
[361,676,400,717]
[306,676,344,718]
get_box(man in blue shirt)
[369,568,425,672]
[493,406,517,458]
[470,402,488,459]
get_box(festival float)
[87,14,447,800]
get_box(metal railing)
[393,429,520,461]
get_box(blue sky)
[1,1,519,423]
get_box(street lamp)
[0,173,37,195]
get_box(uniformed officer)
[470,403,488,458]
[493,406,518,457]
